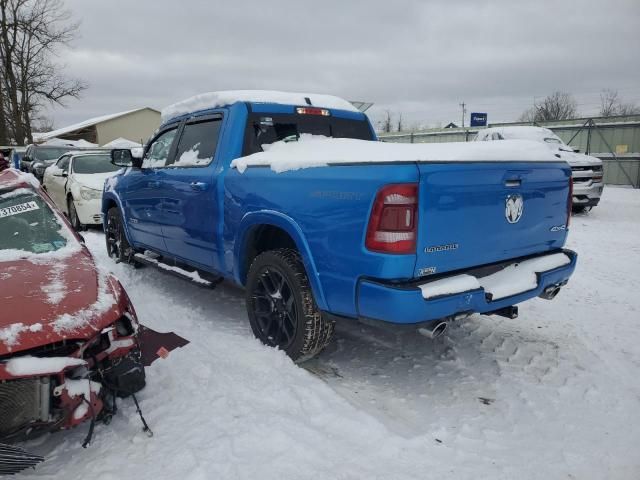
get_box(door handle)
[190,181,208,191]
[147,180,161,188]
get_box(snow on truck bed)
[231,135,563,173]
[161,90,359,121]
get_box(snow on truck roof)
[161,90,359,122]
[231,135,565,174]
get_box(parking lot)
[16,186,639,480]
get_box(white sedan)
[42,151,120,230]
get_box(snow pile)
[172,145,210,167]
[161,90,358,121]
[419,252,571,301]
[18,188,640,480]
[0,323,43,348]
[51,270,116,333]
[41,264,68,304]
[5,356,85,376]
[478,252,571,300]
[102,137,142,149]
[419,274,480,299]
[134,252,211,285]
[64,379,102,420]
[0,169,40,189]
[231,135,563,173]
[42,138,98,148]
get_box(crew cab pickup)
[103,90,577,362]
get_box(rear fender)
[234,210,328,310]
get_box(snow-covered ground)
[21,187,640,480]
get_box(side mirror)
[111,148,143,168]
[62,171,68,177]
[570,146,580,153]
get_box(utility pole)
[459,102,467,128]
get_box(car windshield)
[0,189,68,254]
[33,147,70,161]
[243,113,374,155]
[72,154,119,174]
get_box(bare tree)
[0,0,86,144]
[396,113,403,132]
[519,91,578,123]
[31,113,53,132]
[599,89,619,117]
[379,110,393,133]
[599,89,640,117]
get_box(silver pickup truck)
[474,126,604,212]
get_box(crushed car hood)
[0,248,119,356]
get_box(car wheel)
[572,205,587,214]
[106,207,137,265]
[67,197,85,231]
[246,248,335,362]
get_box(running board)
[134,253,222,289]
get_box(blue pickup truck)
[103,90,577,361]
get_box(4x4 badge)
[505,194,524,223]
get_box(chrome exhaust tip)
[539,284,562,300]
[418,321,448,340]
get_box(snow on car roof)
[478,126,560,141]
[231,135,564,173]
[161,90,359,122]
[0,168,41,190]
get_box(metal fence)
[379,115,640,187]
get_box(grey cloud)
[47,0,640,129]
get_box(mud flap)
[138,326,189,367]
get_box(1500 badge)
[425,243,459,253]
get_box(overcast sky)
[47,0,639,130]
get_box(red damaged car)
[0,169,185,474]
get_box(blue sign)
[470,112,487,127]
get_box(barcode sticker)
[0,201,39,219]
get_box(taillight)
[366,183,418,254]
[296,107,330,116]
[567,177,573,227]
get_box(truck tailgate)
[414,162,571,278]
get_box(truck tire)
[246,248,334,362]
[106,207,137,265]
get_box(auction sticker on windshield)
[0,201,40,218]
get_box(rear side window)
[171,118,222,168]
[143,128,178,168]
[56,155,70,171]
[243,113,374,156]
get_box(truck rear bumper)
[356,249,577,324]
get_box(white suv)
[474,126,604,212]
[42,151,120,229]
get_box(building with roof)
[35,108,161,146]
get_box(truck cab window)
[171,119,222,167]
[243,113,374,156]
[143,128,178,168]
